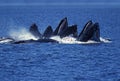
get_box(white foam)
[50,36,77,44]
[0,39,13,44]
[50,36,112,44]
[100,37,111,43]
[9,28,38,41]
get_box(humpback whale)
[43,25,53,39]
[0,17,104,44]
[29,23,42,39]
[90,23,100,41]
[59,25,78,38]
[53,17,68,35]
[78,20,100,42]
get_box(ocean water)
[0,5,120,81]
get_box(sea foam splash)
[9,28,38,41]
[50,36,111,44]
[100,37,112,43]
[50,36,78,44]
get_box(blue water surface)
[0,5,120,81]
